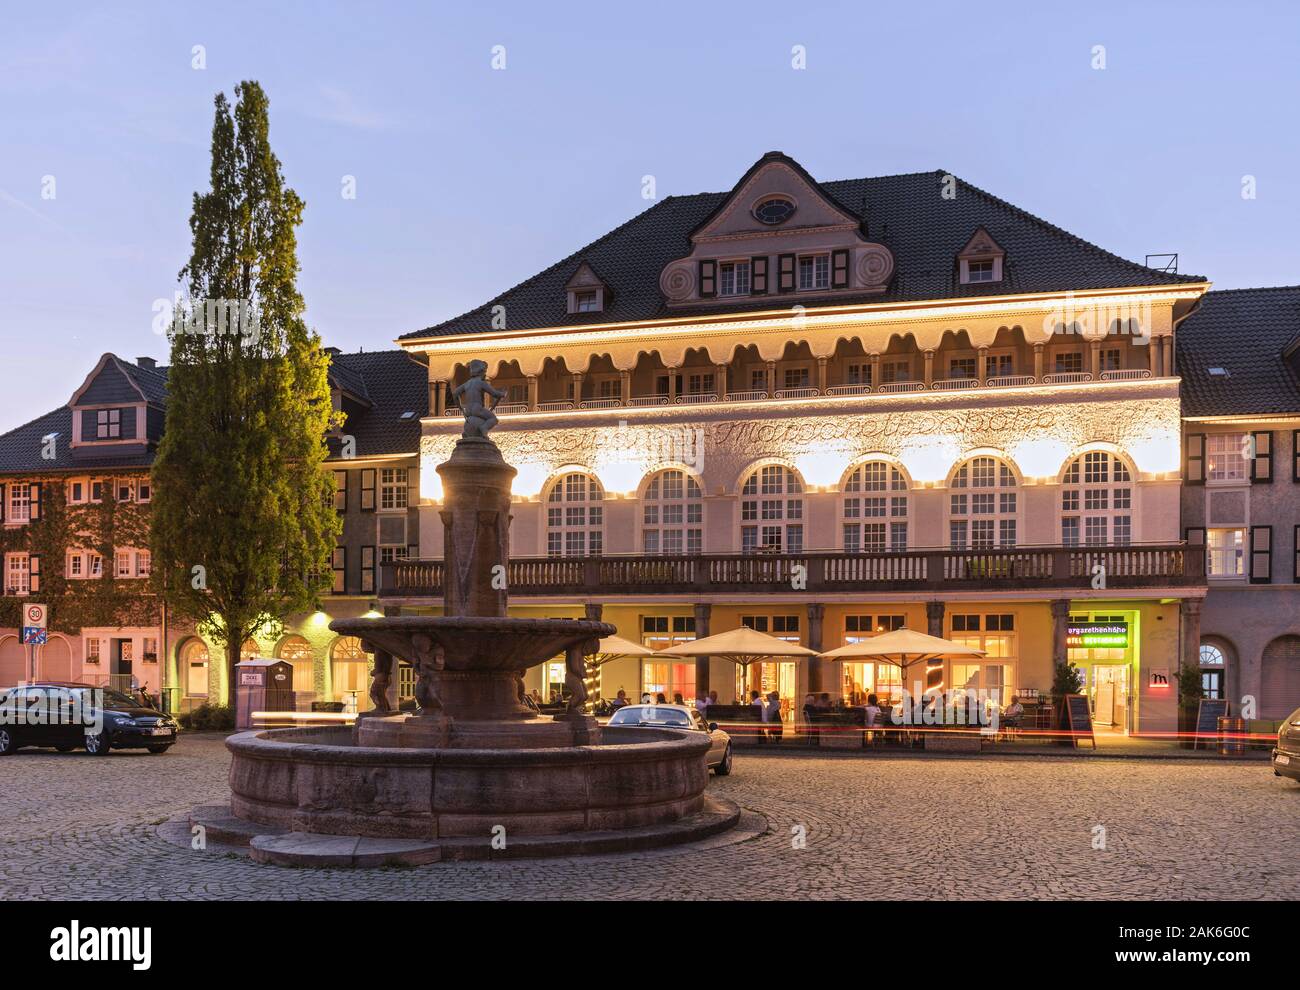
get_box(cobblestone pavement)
[2,733,1297,900]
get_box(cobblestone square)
[1,734,1296,900]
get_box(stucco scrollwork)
[856,246,894,287]
[660,262,696,302]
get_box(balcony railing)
[381,544,1204,598]
[439,369,1166,418]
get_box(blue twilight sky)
[1,0,1298,433]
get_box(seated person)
[863,693,882,728]
[1002,695,1024,724]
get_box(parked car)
[605,703,732,775]
[1273,706,1300,784]
[0,682,178,756]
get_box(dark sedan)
[1273,706,1300,784]
[0,682,178,756]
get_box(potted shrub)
[1175,663,1204,749]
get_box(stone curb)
[732,745,1270,764]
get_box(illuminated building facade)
[390,152,1213,734]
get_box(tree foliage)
[150,81,340,701]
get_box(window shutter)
[361,545,376,593]
[1294,525,1300,583]
[1293,430,1300,482]
[29,481,41,521]
[29,554,41,594]
[331,546,346,594]
[1250,431,1273,483]
[0,483,6,524]
[831,249,850,289]
[750,256,768,295]
[1249,525,1272,584]
[777,254,796,293]
[1185,433,1205,484]
[334,470,348,513]
[360,469,376,511]
[698,260,717,298]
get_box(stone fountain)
[199,362,741,867]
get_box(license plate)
[1277,754,1291,766]
[150,727,173,736]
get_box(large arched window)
[277,635,316,698]
[740,464,804,554]
[545,472,604,557]
[180,638,210,698]
[642,469,703,554]
[331,636,372,702]
[1060,451,1132,546]
[949,456,1018,549]
[842,461,909,552]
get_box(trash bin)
[1217,716,1246,756]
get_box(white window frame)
[1060,451,1134,547]
[948,457,1019,549]
[8,483,31,524]
[1206,432,1248,483]
[641,469,703,555]
[842,461,909,553]
[740,465,804,554]
[718,260,751,297]
[545,473,604,557]
[796,253,830,291]
[379,467,409,511]
[1206,528,1245,578]
[5,553,31,596]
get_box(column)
[765,360,776,396]
[1033,343,1044,381]
[570,371,584,407]
[693,603,711,700]
[977,345,989,383]
[925,600,945,638]
[1050,599,1070,671]
[431,380,445,416]
[923,349,935,387]
[870,353,881,390]
[618,370,631,406]
[1179,598,1202,678]
[816,357,828,395]
[1089,339,1101,379]
[526,375,539,411]
[1162,335,1174,377]
[807,603,826,693]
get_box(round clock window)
[753,197,796,225]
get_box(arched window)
[740,464,804,554]
[949,457,1018,549]
[1060,451,1132,546]
[180,638,210,698]
[1199,640,1229,701]
[842,461,908,552]
[331,636,371,702]
[277,635,316,697]
[642,469,703,554]
[1199,643,1225,666]
[545,473,604,557]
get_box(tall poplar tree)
[151,81,340,703]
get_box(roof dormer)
[565,262,610,315]
[66,354,166,460]
[659,151,895,307]
[957,227,1005,285]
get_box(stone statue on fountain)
[452,359,506,439]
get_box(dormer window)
[957,227,1006,285]
[966,260,995,283]
[565,262,609,315]
[574,291,600,313]
[96,409,121,439]
[719,261,751,296]
[797,254,830,291]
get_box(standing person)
[641,692,652,704]
[751,689,766,743]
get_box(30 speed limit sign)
[22,603,48,645]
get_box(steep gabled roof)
[401,165,1203,340]
[1177,286,1300,418]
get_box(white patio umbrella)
[819,627,986,698]
[659,626,818,701]
[585,635,662,705]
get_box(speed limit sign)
[22,603,48,645]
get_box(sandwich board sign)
[22,603,48,645]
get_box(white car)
[606,703,732,775]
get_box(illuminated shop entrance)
[841,662,903,706]
[736,662,797,722]
[1068,611,1138,735]
[642,661,696,704]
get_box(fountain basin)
[227,725,714,840]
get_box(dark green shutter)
[1250,431,1273,483]
[698,260,717,298]
[1293,430,1300,482]
[332,546,346,594]
[1185,433,1205,484]
[28,482,41,521]
[1294,525,1300,583]
[1249,525,1272,584]
[751,256,768,295]
[334,470,348,513]
[0,483,5,523]
[28,554,41,593]
[361,545,376,593]
[360,469,376,511]
[831,249,850,289]
[777,254,796,293]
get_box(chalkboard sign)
[1061,693,1096,749]
[1193,699,1230,750]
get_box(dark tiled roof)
[402,166,1203,340]
[327,353,370,403]
[327,350,427,459]
[1177,286,1300,418]
[0,350,427,475]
